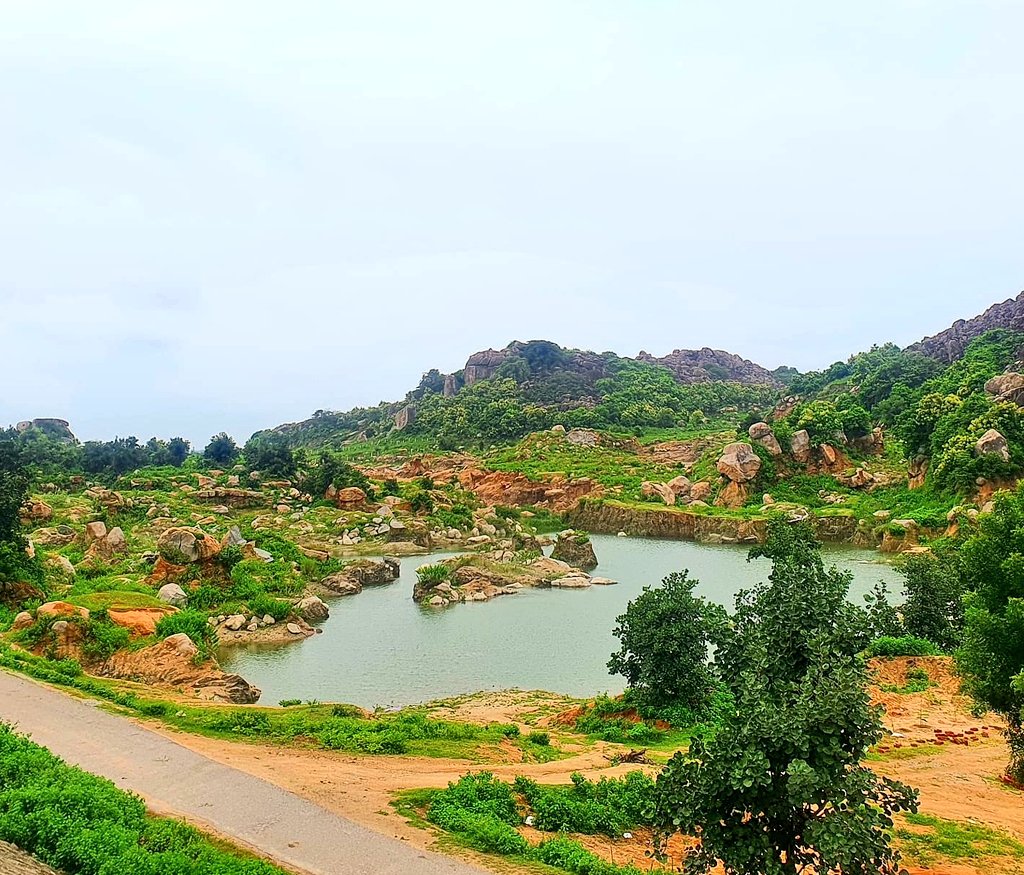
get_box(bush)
[81,612,131,661]
[155,610,216,650]
[416,564,451,584]
[865,635,941,658]
[247,593,291,622]
[514,772,655,836]
[526,731,550,746]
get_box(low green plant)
[866,636,941,657]
[416,563,451,584]
[155,610,216,654]
[526,730,550,746]
[0,723,288,875]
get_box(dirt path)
[0,670,484,875]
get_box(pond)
[219,534,901,709]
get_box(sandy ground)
[145,658,1023,875]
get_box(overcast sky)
[2,1,1022,446]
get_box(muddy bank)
[567,499,876,546]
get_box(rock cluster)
[318,558,400,597]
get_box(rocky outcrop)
[748,422,783,457]
[108,607,175,637]
[19,499,53,524]
[976,428,1010,462]
[458,468,600,513]
[463,348,513,386]
[157,527,221,564]
[641,476,695,506]
[908,290,1024,362]
[318,558,400,597]
[329,486,368,509]
[393,405,417,430]
[295,595,330,622]
[637,347,778,386]
[550,530,598,570]
[985,372,1024,406]
[716,442,761,483]
[101,634,261,704]
[790,430,812,463]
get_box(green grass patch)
[69,590,166,612]
[896,812,1024,864]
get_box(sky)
[2,1,1023,446]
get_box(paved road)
[0,671,482,875]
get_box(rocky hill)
[907,290,1024,362]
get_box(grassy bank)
[0,723,288,875]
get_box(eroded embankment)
[567,499,873,546]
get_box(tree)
[0,441,42,596]
[167,437,190,467]
[954,487,1024,782]
[203,432,239,466]
[899,551,965,651]
[298,450,370,498]
[243,434,296,478]
[654,522,917,875]
[608,571,725,711]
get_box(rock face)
[319,558,400,596]
[101,635,261,704]
[636,347,778,386]
[716,442,762,483]
[986,373,1024,406]
[157,527,221,564]
[976,428,1010,461]
[108,607,175,637]
[550,530,598,570]
[790,429,812,463]
[908,290,1024,362]
[748,422,783,457]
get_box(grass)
[866,743,944,761]
[69,590,167,611]
[896,812,1024,864]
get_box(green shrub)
[526,731,550,746]
[81,612,131,661]
[279,699,302,708]
[155,610,216,650]
[416,563,451,584]
[514,771,655,837]
[247,593,291,622]
[0,723,288,875]
[866,635,941,658]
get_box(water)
[219,535,901,708]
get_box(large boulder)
[338,558,401,587]
[157,582,189,607]
[108,607,175,637]
[716,442,762,483]
[319,574,362,596]
[715,480,751,509]
[550,530,598,570]
[790,429,812,463]
[20,499,53,524]
[748,422,783,457]
[976,429,1010,462]
[641,480,677,505]
[37,601,89,621]
[333,487,368,509]
[295,595,330,622]
[985,373,1024,406]
[157,527,222,564]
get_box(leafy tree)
[203,432,239,466]
[299,450,370,498]
[167,436,190,467]
[898,551,965,651]
[0,441,42,596]
[243,434,296,478]
[654,522,917,875]
[793,400,843,446]
[954,487,1024,782]
[608,571,726,710]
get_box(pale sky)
[2,1,1022,446]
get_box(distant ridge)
[907,290,1024,363]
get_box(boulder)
[224,614,247,631]
[286,622,304,635]
[147,556,188,586]
[20,499,53,523]
[716,442,762,483]
[641,481,676,505]
[690,481,713,502]
[85,521,108,542]
[12,611,34,631]
[336,558,400,587]
[157,527,222,564]
[985,372,1024,406]
[157,583,189,607]
[550,531,598,570]
[318,574,362,596]
[565,429,600,446]
[550,575,592,588]
[46,554,76,579]
[530,557,575,576]
[715,479,751,509]
[333,487,368,509]
[295,595,330,622]
[976,429,1010,462]
[748,422,783,457]
[790,429,812,463]
[105,526,127,552]
[223,526,247,547]
[30,526,75,547]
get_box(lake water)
[219,535,901,708]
